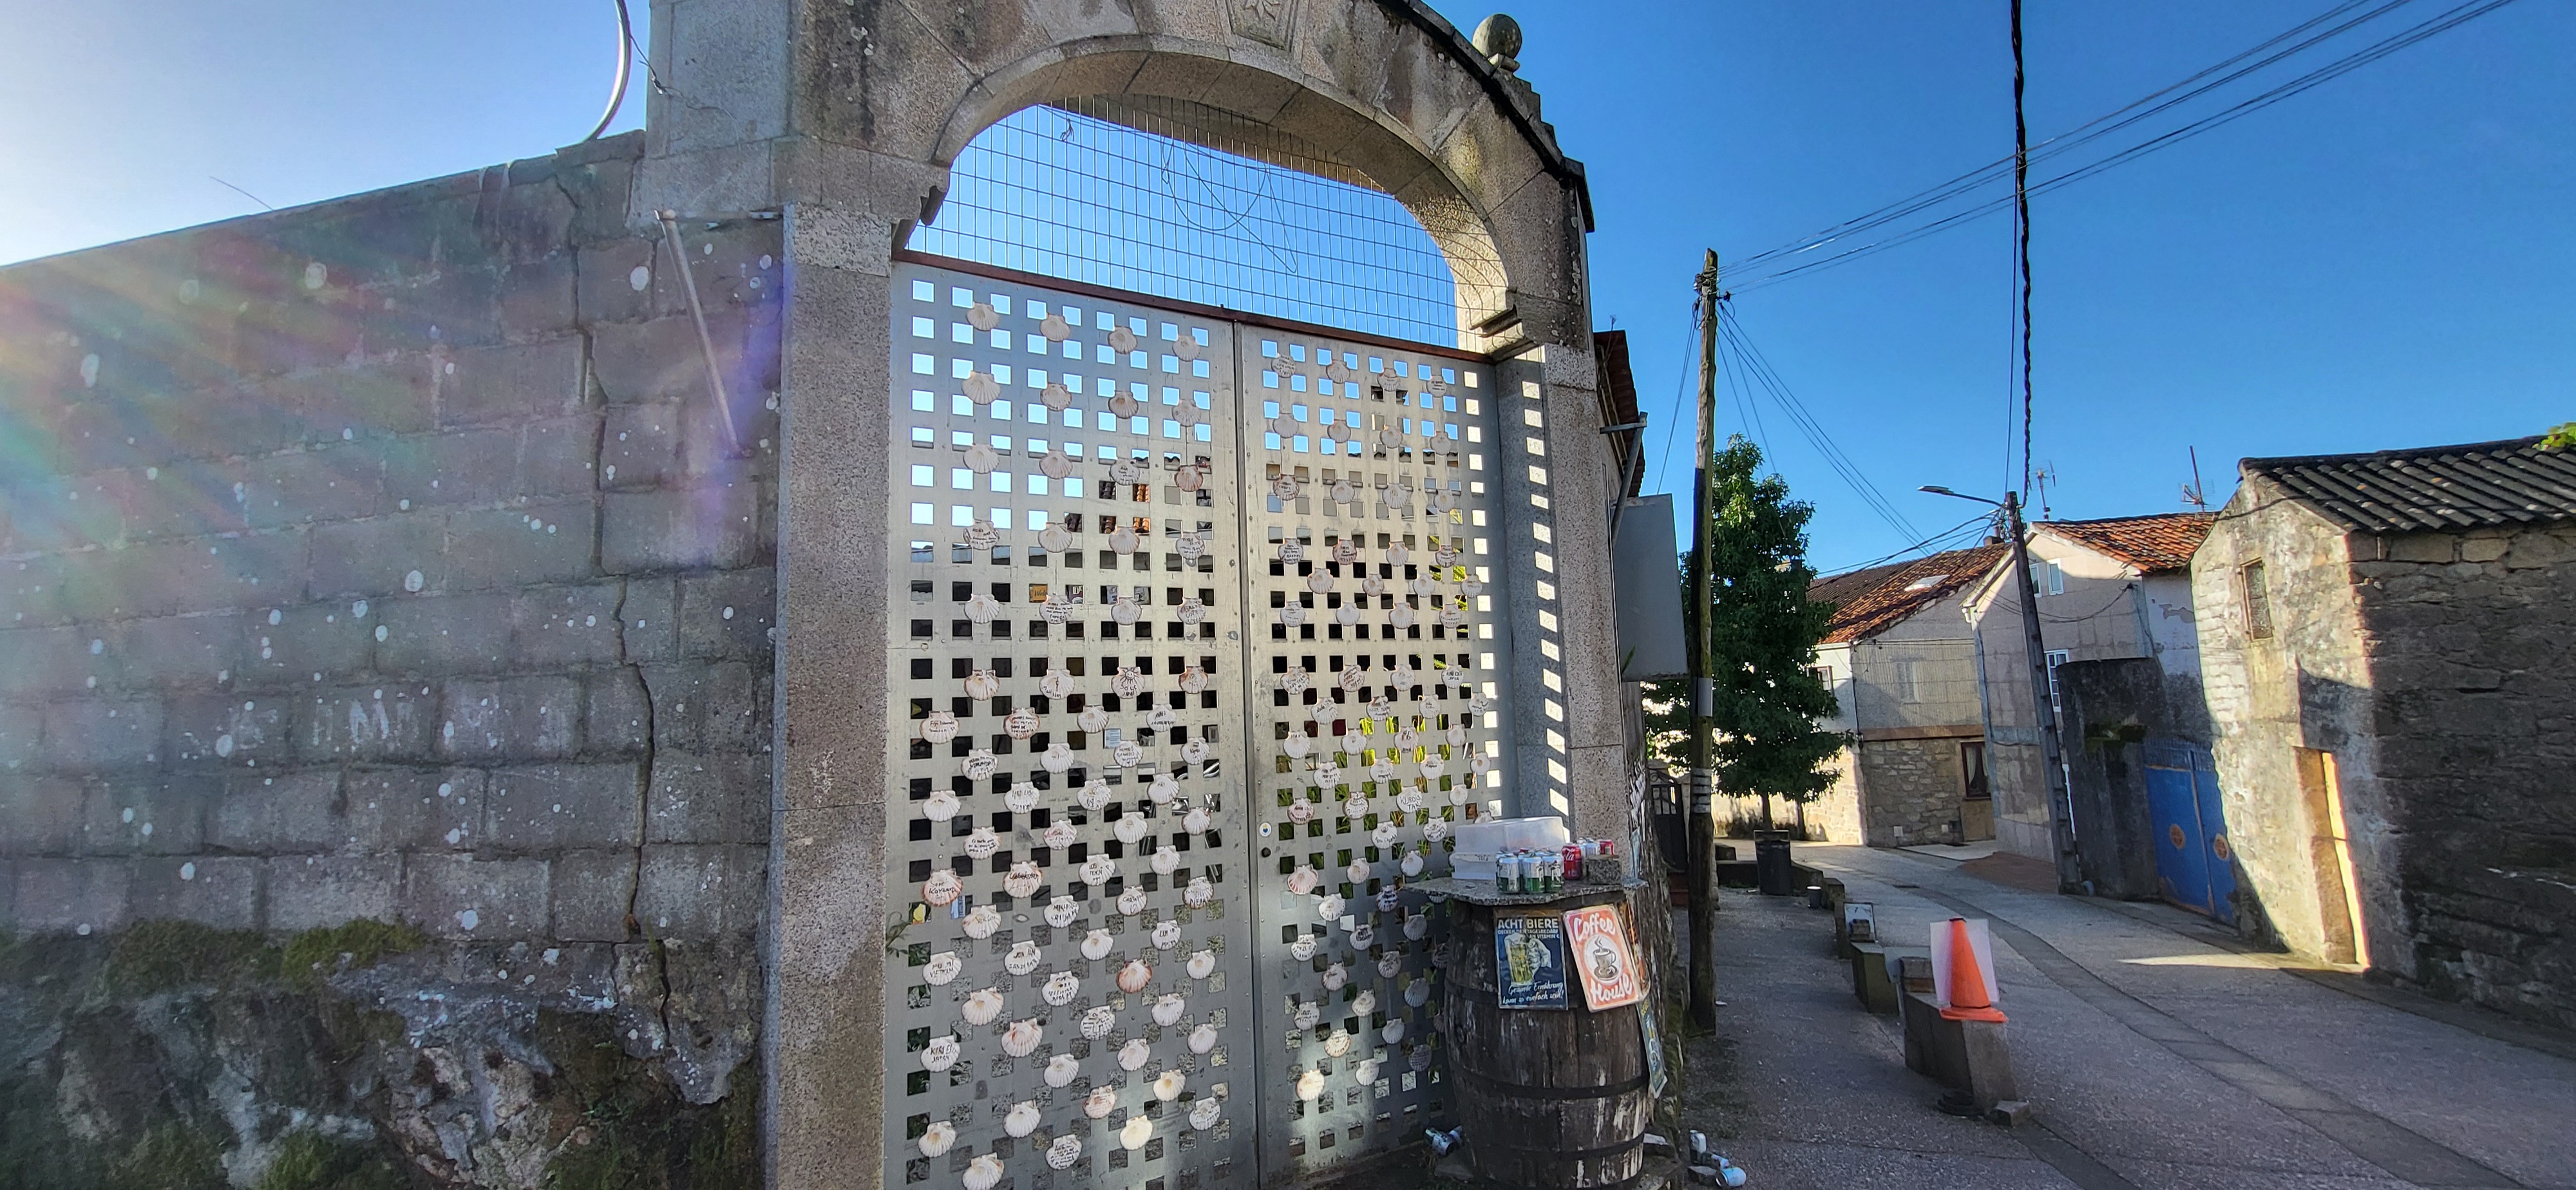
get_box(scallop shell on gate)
[1177,595,1207,623]
[1185,876,1213,907]
[1176,464,1206,492]
[1379,952,1404,978]
[1343,795,1370,820]
[1343,858,1369,884]
[1080,1005,1117,1039]
[1329,478,1356,505]
[1042,312,1072,341]
[1108,525,1139,554]
[1182,738,1211,764]
[1282,729,1311,759]
[925,950,963,985]
[1106,326,1139,352]
[923,869,963,907]
[1279,602,1307,627]
[1186,949,1218,979]
[1005,1100,1042,1138]
[1004,940,1042,976]
[1188,1022,1218,1053]
[1113,815,1148,844]
[1323,1028,1351,1057]
[1331,540,1359,565]
[963,826,1000,859]
[922,712,961,744]
[1332,603,1359,627]
[1077,707,1110,735]
[919,1120,957,1157]
[1404,911,1430,940]
[1400,851,1426,878]
[1117,959,1153,994]
[1190,1097,1223,1131]
[1371,823,1399,847]
[964,372,1001,404]
[1113,666,1146,697]
[1118,887,1150,916]
[1314,760,1343,788]
[1117,1038,1152,1071]
[1180,665,1210,694]
[1042,742,1075,773]
[1305,571,1335,595]
[963,442,1000,475]
[1148,770,1179,802]
[1045,895,1080,929]
[922,1034,961,1072]
[1152,994,1187,1027]
[1322,963,1349,992]
[1183,806,1211,833]
[1007,781,1041,811]
[1153,1070,1187,1100]
[964,520,1000,549]
[1151,920,1182,950]
[962,987,1007,1026]
[1424,818,1451,842]
[1081,929,1115,961]
[964,905,1002,939]
[1151,847,1180,876]
[1042,821,1077,849]
[964,669,1002,699]
[1369,759,1397,782]
[1271,474,1301,501]
[1287,865,1320,896]
[1078,779,1113,811]
[1038,668,1076,697]
[1005,862,1044,898]
[1296,1069,1326,1100]
[1382,1017,1406,1045]
[1405,979,1432,1008]
[1112,742,1144,768]
[1043,970,1081,1007]
[1376,886,1401,913]
[1041,523,1075,554]
[1121,1115,1153,1151]
[1084,1085,1120,1118]
[1081,855,1117,886]
[1046,1134,1083,1171]
[1287,799,1314,825]
[1419,755,1447,779]
[1291,1000,1321,1030]
[1279,540,1307,563]
[1112,595,1143,624]
[1360,575,1387,598]
[1396,789,1425,814]
[1351,922,1378,950]
[1109,392,1142,417]
[1316,893,1345,921]
[1289,934,1318,962]
[1001,1019,1043,1057]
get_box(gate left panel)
[884,263,1258,1190]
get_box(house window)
[1806,666,1832,689]
[1895,661,1921,704]
[2045,648,2070,715]
[2242,560,2273,639]
[2028,559,2064,596]
[1961,742,1990,800]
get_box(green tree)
[1647,437,1846,826]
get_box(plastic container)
[1450,851,1497,883]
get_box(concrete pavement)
[1678,844,2576,1190]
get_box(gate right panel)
[1235,332,1511,1183]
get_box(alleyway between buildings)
[1680,845,2576,1190]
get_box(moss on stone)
[102,1121,227,1190]
[102,921,278,997]
[253,1132,408,1190]
[279,919,428,991]
[536,1010,761,1190]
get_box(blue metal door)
[2144,741,2233,923]
[2191,748,2237,924]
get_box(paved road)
[1676,844,2576,1190]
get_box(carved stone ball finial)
[1473,14,1523,74]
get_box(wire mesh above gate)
[911,99,1499,348]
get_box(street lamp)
[1918,484,2080,893]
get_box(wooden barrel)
[1441,888,1651,1187]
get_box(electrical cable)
[1718,305,1922,540]
[1732,0,2398,274]
[583,0,636,143]
[1817,511,1998,577]
[1651,299,1701,496]
[1728,0,2521,290]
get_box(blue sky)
[3,2,2566,571]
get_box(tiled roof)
[2040,513,2218,572]
[1813,545,2012,645]
[2242,436,2576,533]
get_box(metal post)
[2003,493,2081,891]
[1686,250,1721,1028]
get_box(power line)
[1817,511,1999,577]
[2013,0,2034,502]
[1728,0,2523,290]
[1717,305,1922,541]
[1732,0,2396,274]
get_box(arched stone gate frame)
[630,1,1627,1181]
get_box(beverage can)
[1562,843,1584,883]
[1494,850,1515,894]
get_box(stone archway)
[625,3,1624,1182]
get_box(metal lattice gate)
[883,259,1512,1189]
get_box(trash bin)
[1754,831,1794,896]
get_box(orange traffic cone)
[1938,917,2007,1023]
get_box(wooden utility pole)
[1686,250,1721,1028]
[2002,491,2081,892]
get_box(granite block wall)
[0,132,782,1187]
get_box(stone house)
[2193,435,2576,1031]
[1802,545,2012,847]
[1963,513,2217,868]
